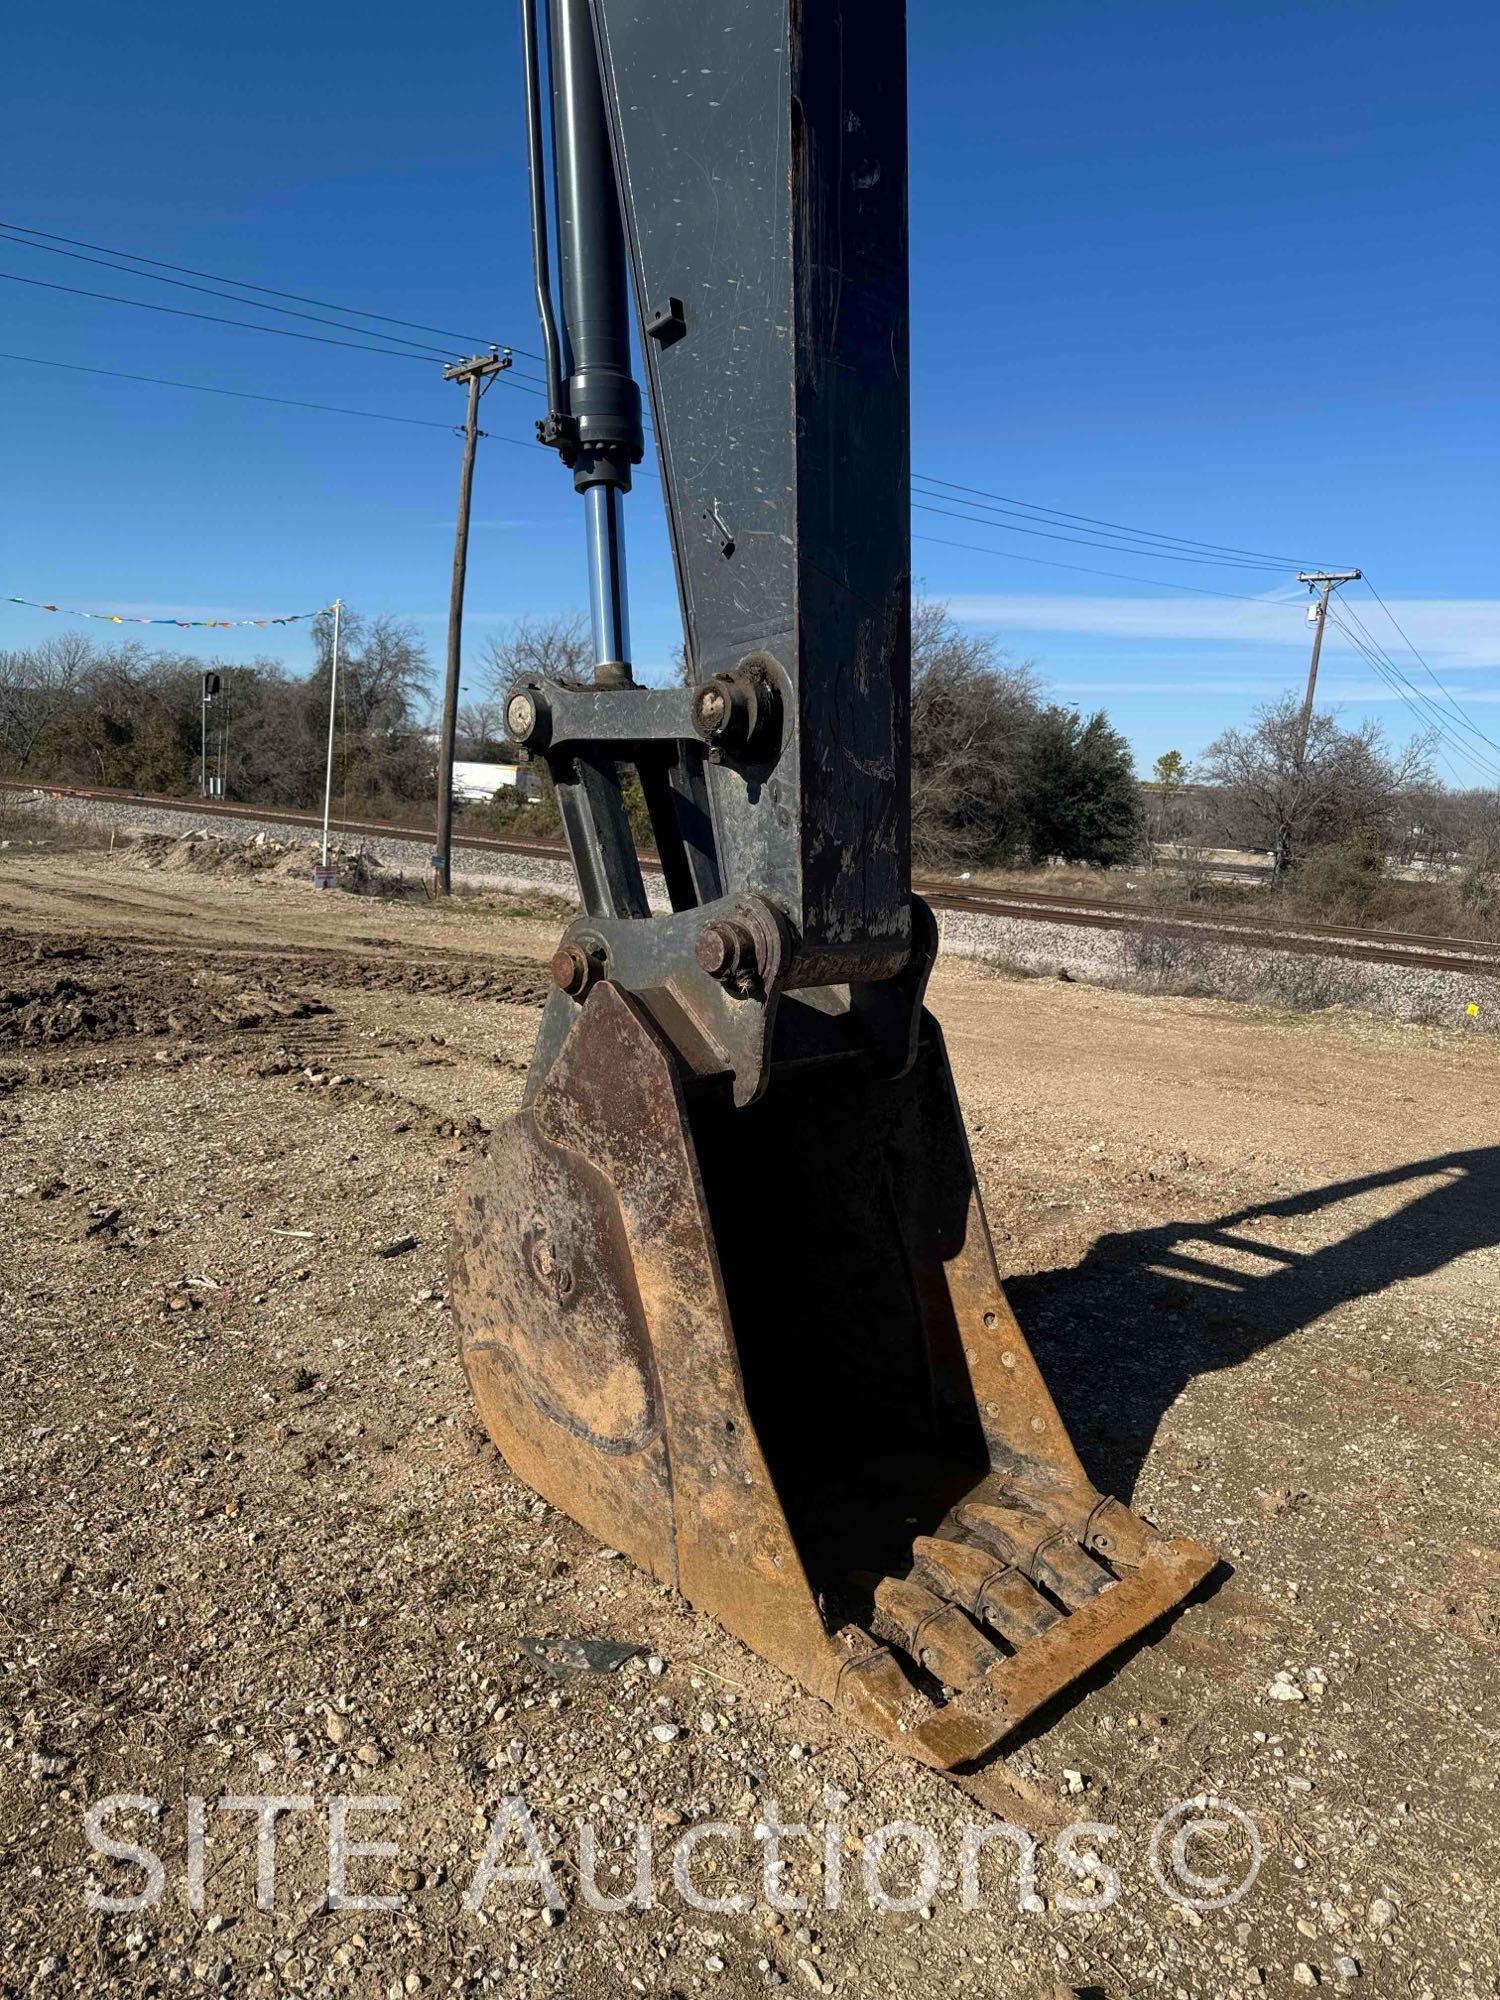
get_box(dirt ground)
[1,847,1497,2000]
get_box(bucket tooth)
[1081,1494,1160,1569]
[911,1534,1062,1646]
[957,1502,1114,1608]
[873,1575,1007,1690]
[1043,1541,1116,1607]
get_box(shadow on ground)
[1007,1147,1500,1500]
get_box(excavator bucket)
[452,967,1215,1783]
[450,0,1215,1786]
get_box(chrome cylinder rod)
[585,480,632,686]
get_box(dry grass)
[953,852,1500,945]
[0,800,114,853]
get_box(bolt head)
[691,681,734,744]
[550,944,591,996]
[694,921,737,978]
[695,917,765,991]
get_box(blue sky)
[3,0,1496,778]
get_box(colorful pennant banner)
[6,594,332,629]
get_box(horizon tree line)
[3,603,1493,887]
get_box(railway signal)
[199,669,223,800]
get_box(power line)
[1357,576,1500,758]
[1346,649,1500,784]
[913,484,1292,573]
[1333,610,1500,777]
[0,219,560,390]
[0,227,456,362]
[5,236,1473,748]
[1338,598,1491,750]
[1326,593,1500,761]
[0,339,1309,606]
[1324,607,1500,782]
[5,365,1465,757]
[0,223,1341,578]
[9,340,1489,778]
[912,498,1300,575]
[0,269,447,364]
[0,348,648,470]
[0,349,457,430]
[1324,613,1455,741]
[0,218,535,359]
[2,223,1382,608]
[912,529,1304,604]
[912,470,1322,569]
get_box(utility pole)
[1293,570,1362,767]
[1280,568,1362,879]
[435,347,512,895]
[319,597,342,877]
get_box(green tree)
[1145,747,1190,864]
[1020,706,1142,866]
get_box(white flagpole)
[320,598,341,870]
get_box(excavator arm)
[450,0,1215,1789]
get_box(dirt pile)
[128,830,288,875]
[128,830,386,892]
[0,934,329,1050]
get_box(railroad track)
[6,776,1499,980]
[920,882,1500,979]
[0,776,575,870]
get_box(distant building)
[451,760,537,804]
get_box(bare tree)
[1465,790,1500,864]
[0,616,443,812]
[0,631,91,771]
[454,698,511,758]
[1402,785,1500,872]
[1454,789,1500,923]
[1201,695,1434,879]
[481,612,592,694]
[311,607,431,733]
[909,597,1042,868]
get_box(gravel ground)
[937,908,1499,1033]
[2,847,1498,1999]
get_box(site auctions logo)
[78,1789,1263,1919]
[1149,1795,1264,1911]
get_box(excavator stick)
[450,0,1215,1786]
